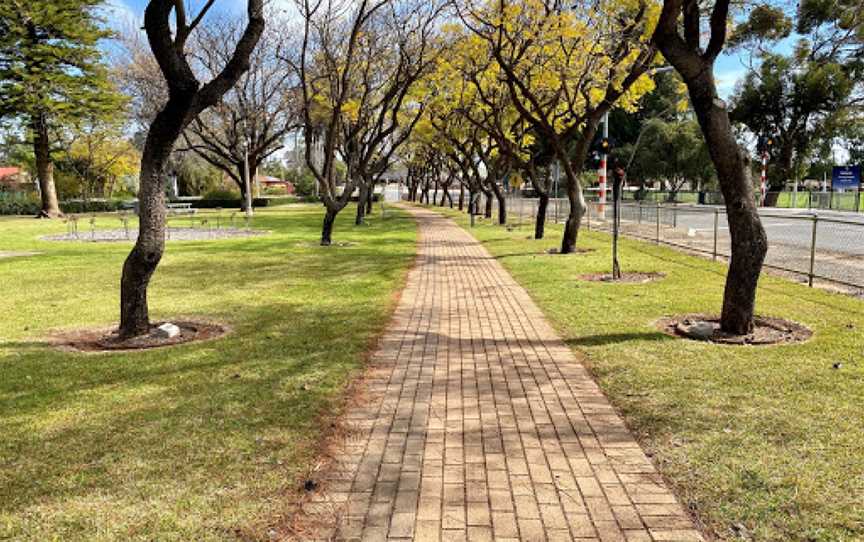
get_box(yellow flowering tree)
[296,0,441,241]
[461,0,660,253]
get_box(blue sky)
[103,0,763,98]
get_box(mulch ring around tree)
[49,320,230,353]
[657,313,812,346]
[579,272,665,284]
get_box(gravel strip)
[41,228,267,243]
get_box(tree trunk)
[32,117,61,218]
[119,0,264,339]
[484,192,493,218]
[560,171,586,254]
[491,182,506,225]
[355,183,368,225]
[119,111,177,338]
[322,207,337,245]
[775,142,794,191]
[458,184,465,211]
[689,71,768,334]
[535,193,549,239]
[237,165,251,212]
[365,185,374,215]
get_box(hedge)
[0,197,129,216]
[188,196,298,209]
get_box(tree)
[0,0,125,217]
[462,0,659,253]
[56,117,140,199]
[119,0,265,338]
[729,3,863,190]
[181,17,300,212]
[652,0,768,334]
[173,153,223,196]
[426,27,538,227]
[627,118,714,198]
[294,0,439,242]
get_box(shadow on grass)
[0,300,392,520]
[0,207,418,538]
[565,332,672,347]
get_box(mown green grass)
[0,205,416,541]
[435,205,864,541]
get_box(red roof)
[0,167,22,179]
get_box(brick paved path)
[297,207,703,542]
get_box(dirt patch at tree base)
[50,320,230,353]
[579,272,665,284]
[657,314,812,345]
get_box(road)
[665,205,864,256]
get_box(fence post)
[586,202,591,231]
[655,203,661,244]
[712,208,719,261]
[808,214,818,287]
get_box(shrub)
[202,188,241,200]
[291,170,317,197]
[60,200,127,214]
[0,195,129,215]
[0,193,40,215]
[263,185,290,196]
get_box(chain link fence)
[501,195,864,293]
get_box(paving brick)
[288,208,701,541]
[492,511,519,538]
[517,518,547,542]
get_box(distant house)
[0,167,31,192]
[218,173,296,196]
[256,174,295,194]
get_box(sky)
[104,0,758,99]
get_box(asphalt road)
[661,205,864,256]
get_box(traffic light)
[600,137,612,153]
[590,133,614,155]
[757,134,776,155]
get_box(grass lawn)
[433,205,864,541]
[0,204,416,541]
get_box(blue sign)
[832,166,861,191]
